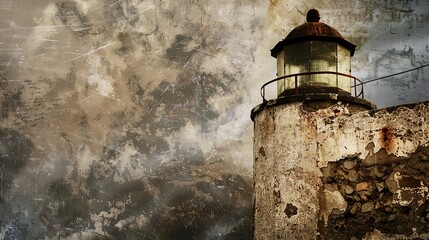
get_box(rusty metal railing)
[260,71,364,102]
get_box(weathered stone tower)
[252,9,429,239]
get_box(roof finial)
[306,9,320,22]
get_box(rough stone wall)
[318,102,429,239]
[253,101,429,239]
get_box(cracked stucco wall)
[253,101,429,239]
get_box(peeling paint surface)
[0,0,429,239]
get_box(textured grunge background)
[0,0,428,239]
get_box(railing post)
[354,78,357,97]
[262,86,265,101]
[336,73,339,88]
[283,77,286,93]
[294,75,298,96]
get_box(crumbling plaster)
[253,100,429,239]
[317,103,429,168]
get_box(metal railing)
[260,71,364,102]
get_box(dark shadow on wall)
[0,128,33,240]
[39,160,253,239]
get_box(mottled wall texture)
[0,0,428,239]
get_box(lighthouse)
[252,9,429,240]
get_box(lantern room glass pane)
[282,41,310,92]
[276,49,285,95]
[337,44,351,93]
[309,41,337,87]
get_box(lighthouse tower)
[252,9,429,240]
[251,9,375,239]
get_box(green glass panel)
[284,41,310,91]
[309,41,337,87]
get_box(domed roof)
[271,9,356,57]
[286,22,344,41]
